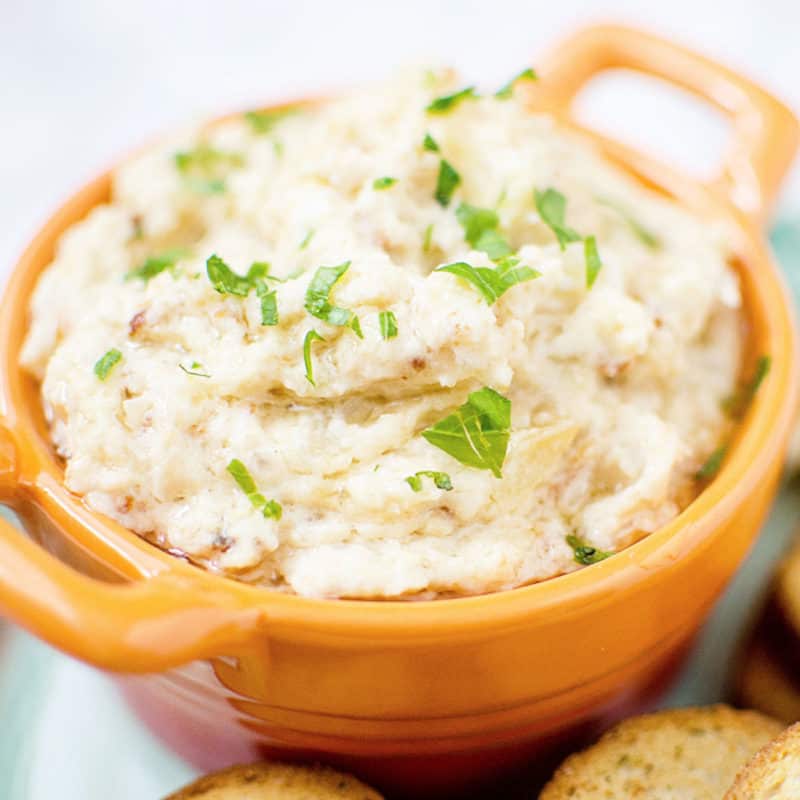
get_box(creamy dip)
[21,69,743,599]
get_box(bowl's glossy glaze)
[0,25,798,799]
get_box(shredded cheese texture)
[21,70,743,598]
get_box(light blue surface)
[1,223,799,798]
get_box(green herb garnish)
[435,159,461,207]
[226,458,282,520]
[426,87,478,114]
[423,223,434,252]
[179,361,210,378]
[696,444,728,480]
[243,107,297,135]
[423,133,440,152]
[94,349,123,381]
[534,188,582,250]
[126,248,190,282]
[256,282,279,326]
[174,145,243,173]
[435,257,539,304]
[379,310,398,339]
[304,261,362,337]
[584,235,603,289]
[495,67,538,99]
[567,534,612,565]
[303,329,325,385]
[455,202,512,260]
[723,356,772,418]
[597,197,660,249]
[405,471,453,492]
[184,177,227,195]
[373,176,398,190]
[299,229,315,250]
[207,255,270,296]
[422,387,511,477]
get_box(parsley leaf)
[207,254,257,296]
[126,248,190,282]
[405,471,453,492]
[435,159,461,207]
[227,458,282,520]
[597,197,661,249]
[304,261,362,337]
[584,235,603,288]
[455,202,512,259]
[423,223,434,252]
[534,188,582,250]
[243,107,297,135]
[566,534,612,565]
[426,86,478,114]
[174,145,244,173]
[179,361,210,378]
[94,349,122,381]
[723,356,771,418]
[435,257,539,304]
[303,329,325,385]
[373,176,398,190]
[422,387,511,477]
[379,310,398,339]
[696,444,727,480]
[495,67,538,99]
[423,133,440,152]
[256,281,279,326]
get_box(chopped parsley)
[304,262,362,337]
[435,159,461,207]
[206,254,274,296]
[534,188,582,250]
[303,329,325,385]
[584,235,603,288]
[373,176,398,190]
[379,310,398,339]
[174,145,243,195]
[226,458,282,520]
[597,197,660,249]
[405,471,453,492]
[696,445,727,480]
[435,257,539,304]
[426,86,478,114]
[495,67,538,99]
[179,361,210,378]
[456,202,512,260]
[184,177,227,195]
[257,282,279,326]
[724,356,771,418]
[299,229,315,250]
[126,248,190,282]
[423,223,434,252]
[94,349,122,381]
[567,534,612,565]
[243,107,298,135]
[422,387,511,477]
[423,133,440,152]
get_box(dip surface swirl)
[21,70,743,598]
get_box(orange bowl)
[0,25,798,798]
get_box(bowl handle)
[0,422,262,672]
[533,24,800,224]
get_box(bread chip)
[539,705,783,799]
[164,762,383,800]
[725,722,800,798]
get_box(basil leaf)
[423,133,440,152]
[304,261,362,336]
[244,107,297,135]
[256,280,279,326]
[227,458,282,520]
[723,356,771,418]
[373,176,397,190]
[422,387,511,477]
[405,471,453,492]
[436,258,539,304]
[379,310,398,339]
[696,444,728,480]
[584,235,603,288]
[435,159,461,207]
[94,349,122,381]
[495,67,538,99]
[126,248,190,282]
[534,188,582,250]
[455,202,512,259]
[426,86,478,114]
[303,329,325,385]
[566,534,612,565]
